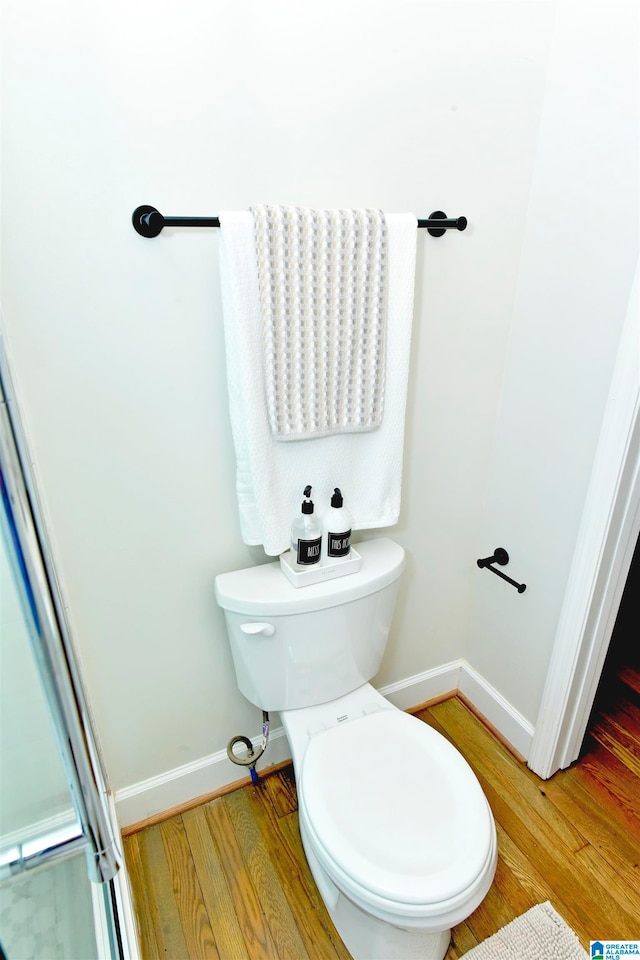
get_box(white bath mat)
[462,901,587,959]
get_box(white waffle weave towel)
[252,205,388,441]
[218,210,416,556]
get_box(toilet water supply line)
[226,712,270,784]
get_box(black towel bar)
[131,205,468,239]
[477,548,527,594]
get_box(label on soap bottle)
[297,537,322,565]
[328,529,351,558]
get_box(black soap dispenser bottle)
[290,485,322,570]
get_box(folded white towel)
[218,210,416,556]
[252,205,388,441]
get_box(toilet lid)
[299,709,494,906]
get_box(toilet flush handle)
[240,622,275,637]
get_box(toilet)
[215,537,497,960]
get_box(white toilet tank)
[215,538,405,711]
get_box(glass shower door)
[0,345,124,960]
[0,519,98,959]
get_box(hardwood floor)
[123,692,640,959]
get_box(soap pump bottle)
[290,485,322,570]
[322,488,353,563]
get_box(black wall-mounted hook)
[477,548,526,594]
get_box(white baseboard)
[114,659,534,828]
[379,660,462,711]
[382,659,534,758]
[458,661,535,759]
[114,725,292,829]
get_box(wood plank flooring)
[124,690,640,959]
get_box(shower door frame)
[0,332,128,890]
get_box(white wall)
[467,1,639,725]
[3,0,634,818]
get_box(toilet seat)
[298,709,495,918]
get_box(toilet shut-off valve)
[226,711,271,785]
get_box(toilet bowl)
[215,538,497,960]
[280,685,497,959]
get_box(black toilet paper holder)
[477,548,526,594]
